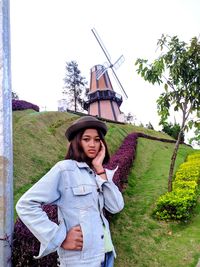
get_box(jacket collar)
[75,161,90,169]
[74,161,95,175]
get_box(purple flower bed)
[104,132,176,192]
[12,205,58,266]
[105,133,139,191]
[12,100,39,112]
[137,132,176,143]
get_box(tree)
[12,91,19,100]
[125,112,135,124]
[146,122,154,130]
[63,60,87,112]
[135,35,200,192]
[124,112,139,125]
[189,119,200,147]
[162,122,184,143]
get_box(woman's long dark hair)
[65,128,110,166]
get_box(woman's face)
[81,129,101,159]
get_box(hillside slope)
[13,109,198,266]
[111,138,198,267]
[13,109,173,201]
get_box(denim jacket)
[16,160,124,266]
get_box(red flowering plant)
[137,132,176,144]
[12,100,39,112]
[105,133,139,191]
[12,205,58,267]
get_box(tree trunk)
[74,86,77,112]
[168,133,181,191]
[168,102,189,192]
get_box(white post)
[0,0,13,266]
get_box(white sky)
[10,0,200,132]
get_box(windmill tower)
[84,28,128,122]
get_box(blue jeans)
[101,251,114,267]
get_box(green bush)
[187,152,200,161]
[175,160,200,182]
[173,180,198,191]
[162,122,185,143]
[153,188,197,221]
[153,151,200,221]
[175,167,200,182]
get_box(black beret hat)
[65,116,108,141]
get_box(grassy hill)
[111,138,200,267]
[13,110,199,266]
[13,109,173,204]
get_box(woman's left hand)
[92,141,105,172]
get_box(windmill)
[84,28,128,122]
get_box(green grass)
[13,110,200,266]
[13,110,172,197]
[111,138,200,267]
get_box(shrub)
[137,132,176,144]
[105,133,139,191]
[153,151,200,221]
[175,161,200,183]
[12,100,39,112]
[161,122,185,143]
[153,188,197,221]
[187,153,200,161]
[173,180,198,191]
[12,205,58,266]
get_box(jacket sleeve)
[95,167,124,214]
[16,163,66,259]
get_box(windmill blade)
[95,62,110,80]
[96,66,108,80]
[103,61,110,68]
[91,28,113,65]
[113,55,125,70]
[92,27,128,99]
[111,68,128,99]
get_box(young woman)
[16,115,124,267]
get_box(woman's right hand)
[61,225,83,250]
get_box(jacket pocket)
[71,185,94,209]
[80,218,93,253]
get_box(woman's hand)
[92,141,105,173]
[61,225,83,250]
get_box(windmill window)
[103,90,109,97]
[90,93,96,100]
